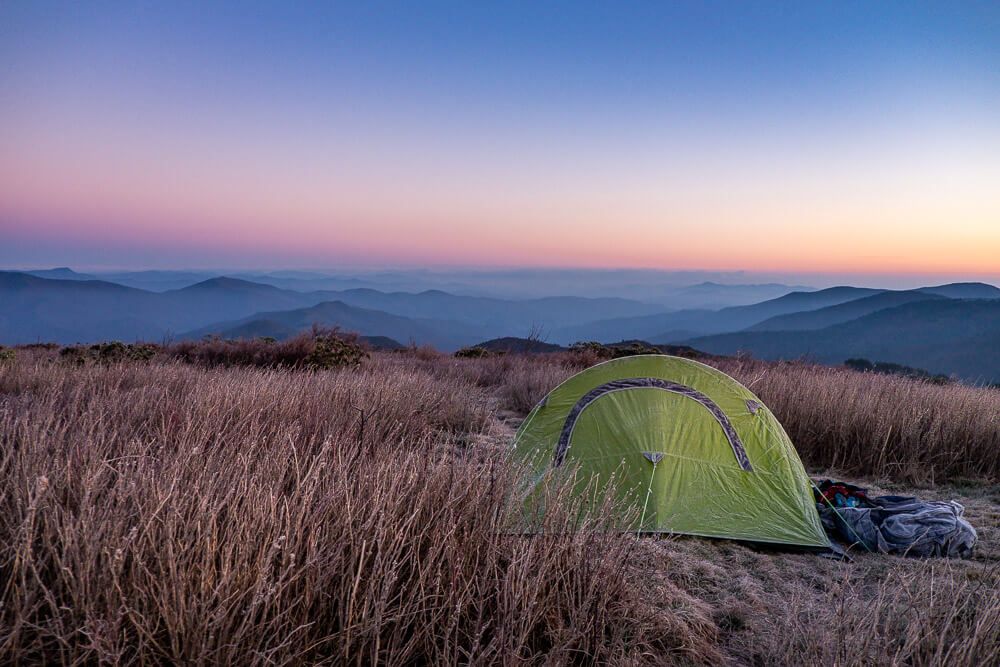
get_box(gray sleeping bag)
[817,495,977,558]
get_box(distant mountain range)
[551,285,884,343]
[658,281,813,309]
[745,289,945,332]
[0,271,661,350]
[4,269,1000,381]
[685,297,1000,382]
[182,301,482,350]
[17,268,813,307]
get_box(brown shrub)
[14,342,59,351]
[568,340,660,363]
[454,345,492,359]
[167,327,367,370]
[56,342,160,365]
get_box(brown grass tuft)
[713,357,1000,482]
[0,355,719,664]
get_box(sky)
[1,1,999,281]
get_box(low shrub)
[58,342,161,364]
[0,347,14,363]
[58,345,89,365]
[454,345,492,359]
[167,327,368,370]
[567,340,661,367]
[845,357,952,384]
[303,332,368,369]
[15,342,59,351]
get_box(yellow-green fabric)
[513,355,829,547]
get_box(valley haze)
[3,267,1000,383]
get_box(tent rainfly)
[512,355,830,548]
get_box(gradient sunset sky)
[2,2,998,277]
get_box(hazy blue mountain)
[25,267,98,281]
[7,271,999,370]
[95,270,219,291]
[745,290,945,332]
[91,273,665,334]
[555,286,883,343]
[549,312,710,344]
[4,272,657,347]
[659,282,812,309]
[227,269,810,304]
[185,301,483,350]
[229,272,383,292]
[0,272,169,343]
[22,267,811,306]
[157,277,320,324]
[0,273,339,343]
[919,282,1000,299]
[307,288,662,332]
[684,298,1000,382]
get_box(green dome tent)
[512,355,830,548]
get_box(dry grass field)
[1,346,998,665]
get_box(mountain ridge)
[685,298,1000,381]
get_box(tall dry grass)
[0,355,719,665]
[653,529,1000,666]
[443,352,1000,483]
[771,563,1000,666]
[2,350,998,664]
[714,357,1000,483]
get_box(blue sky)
[1,2,998,278]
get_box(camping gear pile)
[814,479,977,558]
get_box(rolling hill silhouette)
[5,270,1000,379]
[0,272,658,347]
[553,286,883,343]
[745,290,945,332]
[686,298,1000,381]
[183,301,482,350]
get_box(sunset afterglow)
[2,2,998,275]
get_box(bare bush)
[454,345,492,359]
[166,327,368,370]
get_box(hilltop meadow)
[1,338,998,665]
